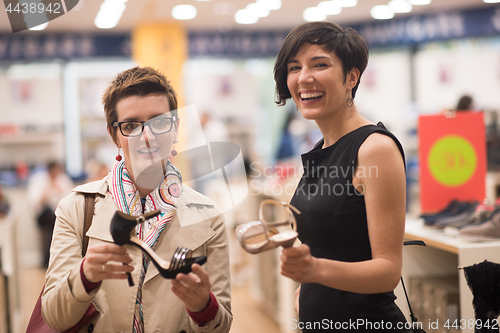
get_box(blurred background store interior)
[1,0,500,332]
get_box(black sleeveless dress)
[290,123,411,332]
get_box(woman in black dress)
[274,22,410,331]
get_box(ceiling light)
[234,9,259,24]
[388,0,412,13]
[483,0,500,2]
[29,22,48,31]
[303,7,327,22]
[333,0,357,7]
[318,1,342,15]
[370,5,395,19]
[172,4,197,20]
[95,1,127,29]
[256,0,281,11]
[95,13,121,29]
[408,0,431,5]
[95,10,124,29]
[246,3,270,18]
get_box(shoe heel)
[110,210,161,245]
[270,230,298,248]
[236,200,300,255]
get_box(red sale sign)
[419,112,486,213]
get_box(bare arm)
[281,133,406,294]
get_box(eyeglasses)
[113,116,176,137]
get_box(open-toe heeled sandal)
[235,200,300,254]
[110,210,207,280]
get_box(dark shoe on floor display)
[110,210,207,279]
[444,209,494,236]
[432,210,474,229]
[435,202,493,230]
[458,208,500,239]
[422,200,478,227]
[420,200,459,220]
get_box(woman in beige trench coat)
[41,66,232,333]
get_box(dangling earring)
[346,96,353,107]
[171,139,178,156]
[115,148,122,161]
[296,106,300,112]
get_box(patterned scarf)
[107,159,182,333]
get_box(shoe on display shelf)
[435,203,494,230]
[458,209,500,240]
[422,200,478,227]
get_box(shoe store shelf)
[405,218,500,254]
[404,218,500,333]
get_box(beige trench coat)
[41,178,232,333]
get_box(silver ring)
[101,264,106,273]
[195,282,201,292]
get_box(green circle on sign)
[428,135,477,187]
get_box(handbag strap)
[401,276,419,324]
[402,240,427,325]
[82,193,96,257]
[26,193,98,333]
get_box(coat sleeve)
[41,192,99,331]
[191,206,233,333]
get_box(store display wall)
[356,50,413,147]
[0,63,64,170]
[415,38,500,114]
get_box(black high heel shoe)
[110,210,207,280]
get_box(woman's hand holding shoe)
[82,243,134,283]
[280,244,319,284]
[171,264,212,313]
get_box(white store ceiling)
[0,0,496,34]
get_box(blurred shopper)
[275,111,296,161]
[456,94,475,111]
[41,66,231,332]
[28,161,73,267]
[274,22,410,331]
[0,184,10,218]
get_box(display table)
[404,218,500,333]
[243,174,500,333]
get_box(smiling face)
[286,43,359,121]
[114,93,178,189]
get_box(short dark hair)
[47,160,61,172]
[274,21,369,106]
[102,66,178,145]
[456,95,473,111]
